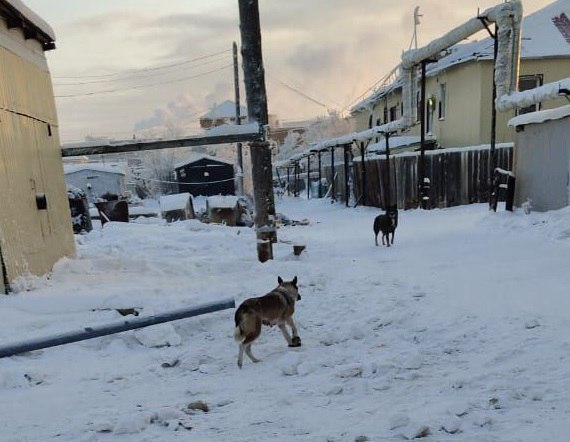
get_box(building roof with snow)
[0,0,55,50]
[201,101,247,120]
[64,164,126,176]
[173,154,233,170]
[352,0,570,113]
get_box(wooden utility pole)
[238,0,276,262]
[232,42,245,197]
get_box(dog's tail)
[234,305,247,342]
[233,324,245,342]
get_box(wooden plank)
[61,132,262,157]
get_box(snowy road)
[1,198,569,441]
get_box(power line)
[343,65,401,113]
[53,49,231,80]
[54,54,231,87]
[55,64,233,99]
[267,74,332,109]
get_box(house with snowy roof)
[174,155,235,196]
[64,164,127,204]
[199,100,247,129]
[351,0,570,149]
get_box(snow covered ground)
[1,197,570,441]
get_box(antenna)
[409,6,422,49]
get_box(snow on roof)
[201,101,247,120]
[174,154,233,169]
[368,136,422,153]
[203,122,259,137]
[64,164,126,175]
[206,195,239,209]
[352,0,570,113]
[2,0,55,41]
[508,103,570,127]
[159,193,191,212]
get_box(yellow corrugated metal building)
[0,0,75,293]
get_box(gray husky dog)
[374,205,398,246]
[234,276,301,369]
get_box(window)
[375,118,381,142]
[368,114,373,129]
[426,96,436,134]
[389,105,398,122]
[518,74,543,115]
[416,91,421,123]
[438,83,446,120]
[383,106,388,124]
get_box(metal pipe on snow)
[0,298,236,359]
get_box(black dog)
[373,205,398,246]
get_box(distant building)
[64,165,127,203]
[0,0,75,292]
[200,101,247,129]
[174,155,235,196]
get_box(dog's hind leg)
[245,343,260,363]
[237,343,245,369]
[374,233,378,246]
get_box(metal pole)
[489,24,499,210]
[330,147,336,202]
[232,42,244,196]
[286,166,291,196]
[385,132,391,208]
[0,298,235,359]
[294,161,299,197]
[419,59,427,209]
[344,145,350,207]
[360,142,366,206]
[307,154,311,200]
[317,151,322,198]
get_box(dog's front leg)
[286,317,302,347]
[278,323,293,346]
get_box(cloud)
[147,13,233,32]
[133,93,202,131]
[286,44,344,75]
[64,10,145,34]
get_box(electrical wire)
[54,55,231,86]
[267,74,337,110]
[53,49,231,80]
[55,64,233,98]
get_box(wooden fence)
[323,144,513,209]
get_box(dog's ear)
[292,276,298,287]
[278,276,283,285]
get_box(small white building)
[510,105,570,211]
[64,164,127,203]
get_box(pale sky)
[24,0,553,142]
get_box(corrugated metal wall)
[0,25,75,288]
[514,117,570,211]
